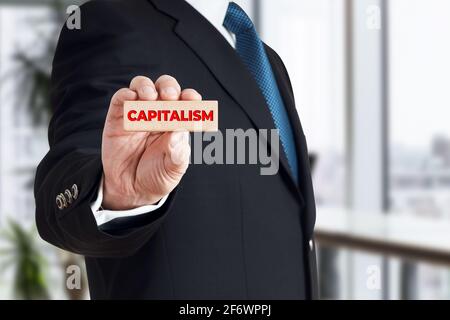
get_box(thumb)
[165,131,191,175]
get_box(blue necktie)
[223,2,299,183]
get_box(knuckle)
[182,88,201,98]
[117,87,129,95]
[156,75,181,90]
[111,88,128,104]
[130,75,151,87]
[156,74,176,83]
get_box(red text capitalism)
[127,109,214,122]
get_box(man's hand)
[101,75,200,210]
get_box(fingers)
[107,75,202,130]
[130,76,158,100]
[181,88,202,101]
[155,75,181,100]
[130,75,202,101]
[107,88,138,120]
[107,75,158,125]
[111,88,137,106]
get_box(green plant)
[0,221,49,300]
[14,52,53,125]
[12,0,67,125]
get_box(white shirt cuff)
[90,177,169,226]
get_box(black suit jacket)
[34,0,318,299]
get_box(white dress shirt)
[91,0,236,226]
[186,0,235,47]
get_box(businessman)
[35,0,317,299]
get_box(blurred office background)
[0,0,449,299]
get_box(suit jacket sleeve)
[34,0,174,258]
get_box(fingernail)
[141,86,156,97]
[161,87,178,98]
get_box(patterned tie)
[223,2,299,183]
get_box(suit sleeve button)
[56,195,65,210]
[60,193,68,208]
[71,184,79,200]
[64,189,73,204]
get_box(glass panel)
[389,0,450,300]
[261,0,347,207]
[389,0,450,218]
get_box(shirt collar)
[184,0,235,47]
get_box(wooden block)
[123,100,218,132]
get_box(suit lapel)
[266,45,317,239]
[265,45,306,174]
[149,0,302,197]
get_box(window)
[388,0,450,300]
[389,0,450,219]
[260,0,347,207]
